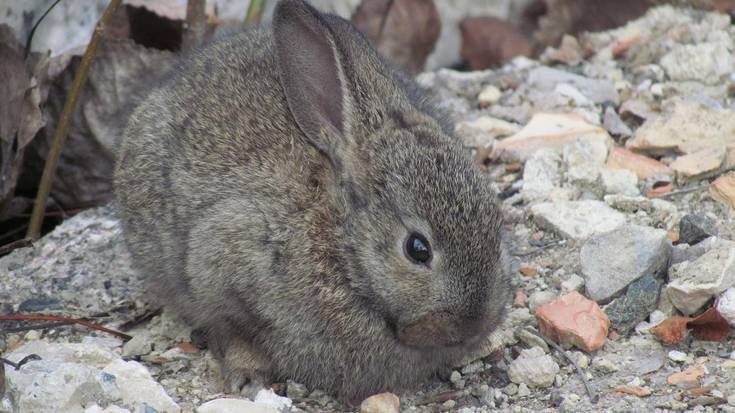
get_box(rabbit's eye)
[405,233,431,264]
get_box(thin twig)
[182,0,207,52]
[0,314,132,341]
[1,354,42,370]
[24,0,63,59]
[0,238,33,256]
[526,328,598,404]
[244,0,267,25]
[26,0,123,240]
[416,389,470,406]
[0,321,71,334]
[654,183,709,199]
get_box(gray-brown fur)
[114,0,510,402]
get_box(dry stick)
[526,328,599,404]
[244,0,267,25]
[0,238,33,256]
[26,0,123,240]
[182,0,207,52]
[0,314,132,341]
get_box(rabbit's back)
[115,28,327,319]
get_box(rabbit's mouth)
[396,311,487,349]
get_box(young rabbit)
[114,0,510,402]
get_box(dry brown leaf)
[352,0,441,76]
[614,384,651,397]
[0,24,46,218]
[651,316,692,345]
[19,39,175,209]
[688,307,732,342]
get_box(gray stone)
[665,238,735,315]
[531,200,627,240]
[581,224,671,303]
[121,333,152,358]
[670,236,719,266]
[603,106,633,138]
[604,275,663,334]
[507,347,559,388]
[679,214,718,245]
[600,168,639,197]
[525,66,620,105]
[563,135,610,194]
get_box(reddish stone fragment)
[535,291,609,352]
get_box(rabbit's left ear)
[273,0,353,169]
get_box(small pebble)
[441,399,457,410]
[592,357,619,372]
[668,350,688,362]
[503,383,518,396]
[360,392,399,413]
[517,383,531,397]
[24,330,41,341]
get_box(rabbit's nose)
[397,311,476,348]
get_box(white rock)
[665,239,735,315]
[102,359,180,413]
[531,200,626,240]
[717,287,735,327]
[477,85,502,105]
[196,398,282,413]
[561,274,585,293]
[668,350,688,362]
[508,347,559,388]
[254,389,292,411]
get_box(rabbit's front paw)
[214,335,272,397]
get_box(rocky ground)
[2,5,735,413]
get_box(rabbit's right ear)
[273,0,352,169]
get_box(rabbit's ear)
[273,0,351,167]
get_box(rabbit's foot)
[211,333,272,396]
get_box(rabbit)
[114,0,511,403]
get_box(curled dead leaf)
[651,307,732,345]
[651,316,692,345]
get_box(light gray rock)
[665,238,735,315]
[531,200,627,240]
[563,135,610,194]
[600,168,639,196]
[522,149,563,203]
[121,333,152,358]
[528,291,557,312]
[717,288,735,327]
[507,347,559,388]
[525,67,620,105]
[581,224,671,303]
[196,398,281,413]
[3,340,179,413]
[660,42,733,85]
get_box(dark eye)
[405,233,431,264]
